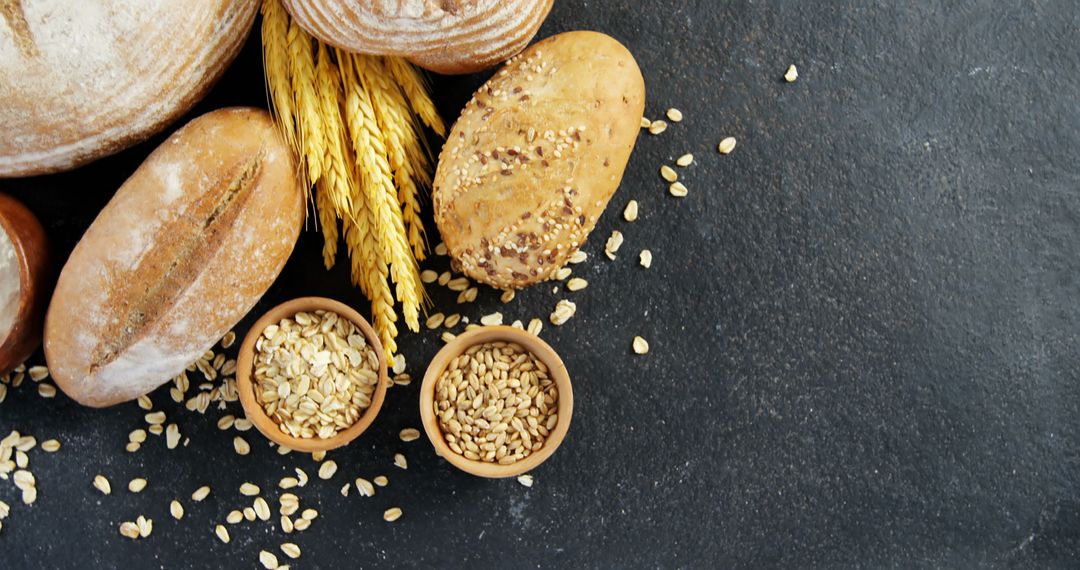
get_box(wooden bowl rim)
[0,194,48,375]
[419,325,573,478]
[236,296,388,452]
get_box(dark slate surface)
[2,1,1079,568]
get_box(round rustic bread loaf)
[281,0,553,74]
[0,0,258,178]
[433,31,645,289]
[44,108,305,408]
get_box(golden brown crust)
[44,108,305,407]
[432,31,645,289]
[281,0,552,74]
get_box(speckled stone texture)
[1,1,1079,568]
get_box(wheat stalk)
[340,52,423,333]
[354,56,428,262]
[260,0,297,153]
[263,5,440,355]
[313,44,358,268]
[286,18,323,188]
[384,56,446,137]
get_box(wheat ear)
[384,57,446,137]
[260,0,297,154]
[354,56,428,262]
[286,18,323,188]
[340,52,422,333]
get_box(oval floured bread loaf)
[433,31,645,289]
[44,108,304,408]
[281,0,553,74]
[0,0,258,178]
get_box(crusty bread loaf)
[44,108,305,408]
[281,0,553,74]
[0,0,258,178]
[433,31,645,289]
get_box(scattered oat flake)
[399,428,420,442]
[137,395,153,410]
[128,478,147,493]
[550,300,577,326]
[318,460,338,480]
[666,108,683,122]
[640,250,653,268]
[500,289,515,303]
[41,439,60,452]
[718,136,737,154]
[254,497,271,520]
[605,231,624,260]
[633,336,650,354]
[660,165,678,182]
[165,424,180,449]
[37,384,56,398]
[281,542,301,559]
[192,485,211,502]
[373,475,389,487]
[136,516,153,538]
[170,500,184,520]
[240,482,260,496]
[648,120,667,135]
[568,250,587,264]
[555,267,572,280]
[226,510,244,524]
[624,200,639,222]
[215,524,230,543]
[119,521,140,539]
[93,475,112,495]
[420,269,438,283]
[639,117,651,128]
[480,312,504,326]
[28,366,48,382]
[785,64,799,82]
[383,507,403,522]
[676,153,694,167]
[233,436,250,455]
[426,312,445,329]
[669,182,688,197]
[527,318,543,336]
[355,478,375,497]
[393,354,406,374]
[393,453,408,469]
[435,242,448,256]
[221,330,236,349]
[567,278,588,292]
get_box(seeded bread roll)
[432,31,645,289]
[281,0,553,74]
[44,108,304,408]
[0,0,258,177]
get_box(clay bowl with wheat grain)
[420,325,573,478]
[237,297,388,453]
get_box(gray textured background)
[2,1,1079,568]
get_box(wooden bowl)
[420,326,573,478]
[0,194,49,376]
[236,297,388,453]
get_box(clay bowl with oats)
[420,326,573,478]
[237,297,388,452]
